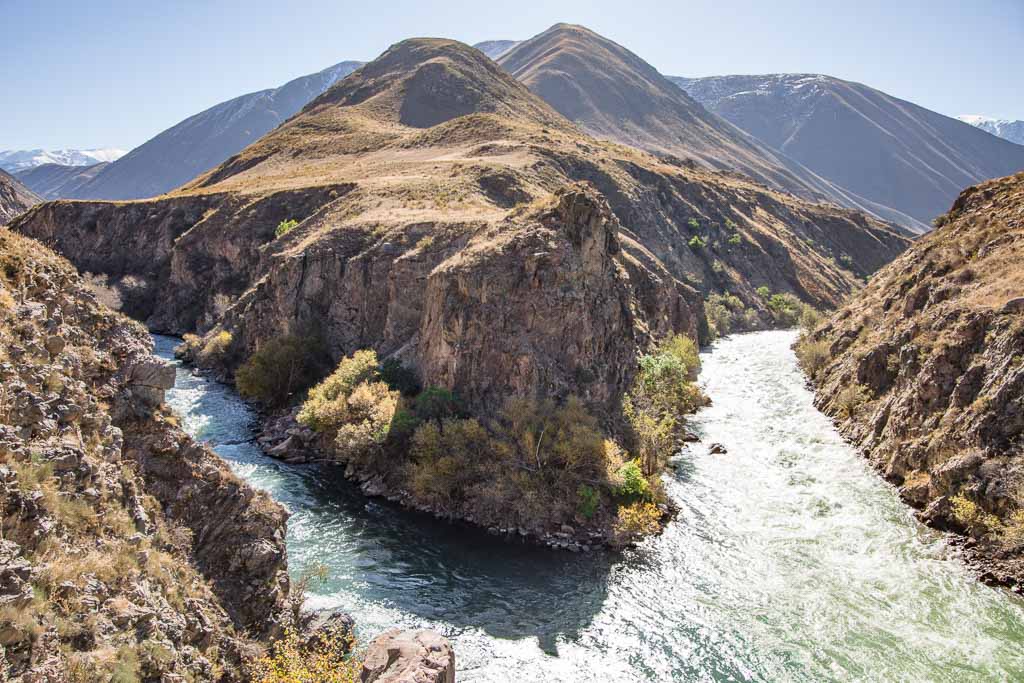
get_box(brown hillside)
[799,172,1024,587]
[497,24,923,231]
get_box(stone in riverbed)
[709,442,727,454]
[361,628,454,683]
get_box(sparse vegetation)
[275,218,299,238]
[687,217,700,231]
[255,626,361,683]
[236,334,327,407]
[688,235,706,250]
[728,233,742,246]
[834,383,870,418]
[623,335,705,477]
[795,337,831,378]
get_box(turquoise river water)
[154,331,1024,682]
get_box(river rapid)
[154,331,1024,682]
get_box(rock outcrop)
[0,170,39,224]
[800,172,1024,588]
[362,629,455,683]
[0,226,289,679]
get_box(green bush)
[379,358,421,395]
[577,484,600,519]
[275,219,299,238]
[614,460,650,502]
[235,334,326,407]
[727,234,742,246]
[624,334,706,475]
[756,286,771,299]
[297,350,379,431]
[705,293,746,339]
[767,293,801,327]
[413,386,462,425]
[725,218,737,231]
[688,235,706,250]
[687,217,700,231]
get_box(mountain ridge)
[496,25,925,233]
[672,73,1024,229]
[52,60,364,200]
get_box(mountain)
[672,74,1024,230]
[11,36,908,544]
[0,169,40,223]
[496,24,924,233]
[473,39,520,59]
[797,171,1024,588]
[59,60,363,200]
[0,147,125,173]
[15,161,109,199]
[957,115,1024,146]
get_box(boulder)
[361,629,454,683]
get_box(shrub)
[577,484,600,519]
[333,381,399,462]
[378,358,420,396]
[298,350,380,431]
[727,234,742,246]
[798,305,822,332]
[756,286,771,299]
[705,293,746,339]
[795,337,831,378]
[835,383,870,418]
[766,293,801,326]
[624,335,706,476]
[236,334,326,407]
[413,386,462,425]
[613,460,650,502]
[688,235,706,250]
[950,493,1002,537]
[613,502,662,544]
[275,219,299,238]
[687,217,700,231]
[201,330,233,363]
[255,626,360,683]
[725,218,737,230]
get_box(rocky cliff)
[0,227,289,679]
[0,170,39,224]
[799,172,1024,588]
[10,38,910,425]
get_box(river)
[153,330,1024,682]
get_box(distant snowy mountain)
[56,60,363,200]
[0,148,126,173]
[473,40,521,59]
[956,115,1024,146]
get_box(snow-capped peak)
[956,115,1024,146]
[0,148,128,173]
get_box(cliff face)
[0,227,289,679]
[10,37,909,424]
[0,170,39,224]
[801,173,1024,586]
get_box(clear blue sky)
[3,0,1022,150]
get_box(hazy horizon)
[4,0,1022,150]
